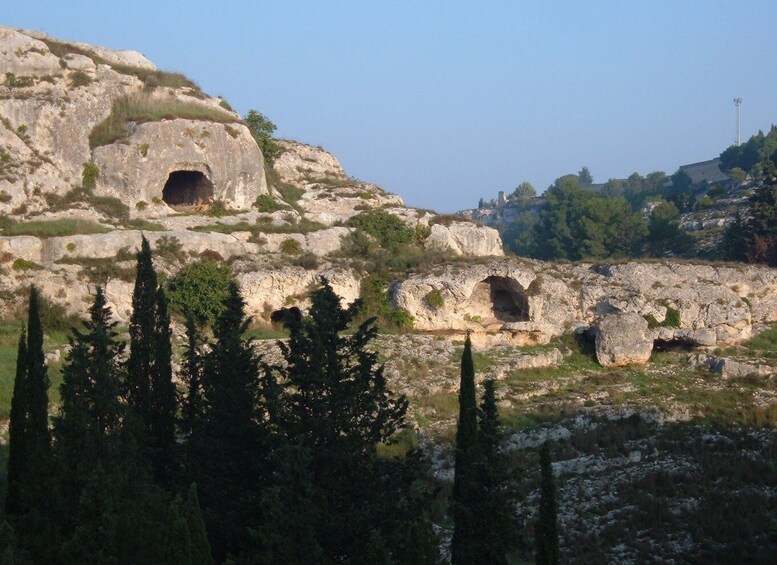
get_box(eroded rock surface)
[594,312,653,367]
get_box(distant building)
[678,158,728,185]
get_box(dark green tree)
[188,281,268,560]
[5,327,27,516]
[126,236,157,421]
[13,287,56,562]
[255,446,323,564]
[745,160,777,266]
[179,312,204,436]
[53,286,126,536]
[275,279,429,561]
[244,109,279,161]
[477,379,517,564]
[535,441,560,565]
[719,212,749,261]
[164,496,193,565]
[578,166,594,186]
[150,287,176,482]
[183,483,212,565]
[451,333,479,564]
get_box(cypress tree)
[189,281,267,560]
[255,446,322,565]
[275,279,416,561]
[183,483,212,565]
[126,236,157,420]
[14,287,56,563]
[23,286,52,491]
[536,441,560,565]
[54,286,127,537]
[5,326,27,516]
[179,312,204,436]
[477,379,517,564]
[451,333,479,564]
[150,287,176,482]
[164,495,193,565]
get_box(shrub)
[69,70,92,88]
[82,163,98,190]
[280,238,302,255]
[645,306,681,329]
[155,235,186,263]
[166,259,233,325]
[254,194,283,213]
[37,294,81,333]
[425,289,444,310]
[135,200,148,211]
[0,191,11,204]
[356,274,414,331]
[206,200,235,217]
[346,210,413,249]
[12,258,41,271]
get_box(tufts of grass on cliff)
[89,93,239,148]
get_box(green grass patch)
[0,322,69,420]
[0,218,110,237]
[89,93,237,148]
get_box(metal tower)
[734,97,742,146]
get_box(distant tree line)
[483,127,777,263]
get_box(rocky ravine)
[1,27,776,370]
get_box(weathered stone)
[425,223,504,257]
[594,313,653,367]
[93,118,267,209]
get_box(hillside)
[1,26,777,563]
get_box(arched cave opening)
[467,276,530,323]
[162,170,214,209]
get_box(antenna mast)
[734,97,742,146]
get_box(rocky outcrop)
[0,26,265,211]
[594,313,653,367]
[425,222,503,257]
[93,118,267,209]
[393,258,777,356]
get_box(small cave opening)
[467,276,530,323]
[162,170,214,209]
[653,338,697,353]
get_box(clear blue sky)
[6,1,777,211]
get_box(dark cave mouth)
[162,170,214,209]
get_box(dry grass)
[89,93,238,148]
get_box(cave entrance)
[162,170,213,210]
[466,276,530,323]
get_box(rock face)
[594,313,653,367]
[93,118,267,209]
[0,26,266,211]
[393,258,777,355]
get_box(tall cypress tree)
[183,483,212,565]
[536,441,560,565]
[150,287,176,482]
[451,333,479,564]
[477,379,517,564]
[189,281,267,560]
[179,312,204,436]
[13,287,57,563]
[5,326,27,516]
[126,236,157,421]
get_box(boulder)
[425,223,504,257]
[595,313,653,367]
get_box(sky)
[5,1,777,212]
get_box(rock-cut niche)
[466,276,530,323]
[162,170,214,209]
